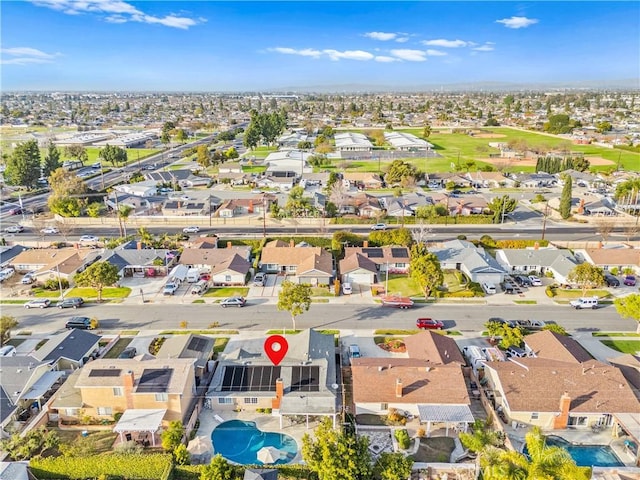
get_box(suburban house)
[217,171,250,186]
[144,169,193,186]
[207,329,338,428]
[575,247,640,275]
[510,172,557,188]
[31,329,101,371]
[31,253,87,284]
[10,247,91,283]
[97,242,176,278]
[162,200,209,217]
[256,174,297,192]
[379,192,433,217]
[343,172,384,190]
[557,169,604,190]
[50,357,197,425]
[431,239,507,285]
[105,193,157,214]
[113,181,158,197]
[0,245,30,269]
[352,193,384,218]
[334,132,373,152]
[465,171,515,189]
[448,197,490,216]
[155,334,215,383]
[495,248,579,284]
[482,332,640,439]
[351,331,473,436]
[340,244,410,286]
[277,131,315,149]
[0,356,63,432]
[259,240,333,285]
[216,198,267,218]
[264,150,312,175]
[179,245,252,285]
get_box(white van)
[569,297,599,310]
[0,268,15,282]
[186,268,200,283]
[482,282,497,295]
[191,280,208,295]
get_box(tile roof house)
[576,247,640,275]
[31,329,101,371]
[431,239,506,285]
[10,248,81,273]
[340,244,410,286]
[351,332,472,435]
[99,245,174,278]
[495,248,579,284]
[180,246,252,285]
[207,329,338,428]
[50,357,197,425]
[259,240,333,285]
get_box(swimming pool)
[211,420,298,465]
[525,435,624,468]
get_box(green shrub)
[30,453,173,479]
[44,278,70,291]
[395,429,411,450]
[545,286,556,297]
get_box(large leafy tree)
[277,281,311,330]
[160,420,184,453]
[409,245,443,299]
[0,315,18,346]
[615,178,640,215]
[64,145,88,164]
[302,418,372,480]
[385,159,419,186]
[47,167,87,217]
[74,261,120,303]
[374,452,414,480]
[487,195,517,224]
[567,263,605,295]
[6,140,41,189]
[559,176,572,219]
[614,293,640,333]
[196,145,211,167]
[42,141,61,177]
[100,144,128,166]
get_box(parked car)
[21,274,35,284]
[380,295,414,309]
[604,274,620,288]
[65,316,94,330]
[506,346,527,358]
[4,225,24,233]
[24,299,51,309]
[183,226,200,233]
[79,235,100,243]
[0,268,16,282]
[624,275,637,286]
[569,297,599,309]
[190,280,208,295]
[9,207,23,215]
[163,283,179,295]
[253,273,266,287]
[118,347,137,359]
[342,282,353,295]
[40,226,60,235]
[348,344,361,358]
[528,275,543,287]
[220,296,246,308]
[416,318,444,330]
[370,223,387,231]
[513,275,531,287]
[0,346,17,357]
[57,297,84,309]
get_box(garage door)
[344,273,374,285]
[473,273,502,285]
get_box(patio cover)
[417,404,475,423]
[114,409,166,446]
[21,371,65,403]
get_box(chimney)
[395,378,403,398]
[272,378,284,410]
[123,370,135,409]
[534,242,539,250]
[227,241,232,249]
[553,391,571,429]
[248,199,254,214]
[136,241,142,250]
[290,239,295,248]
[363,241,369,248]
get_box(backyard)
[411,437,456,463]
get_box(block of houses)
[351,331,472,436]
[206,329,338,428]
[431,239,507,285]
[259,240,333,285]
[495,248,579,284]
[50,357,196,425]
[180,245,252,285]
[575,247,640,275]
[340,243,410,286]
[31,329,101,371]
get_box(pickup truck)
[163,283,179,296]
[513,319,546,330]
[380,295,414,309]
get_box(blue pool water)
[525,435,624,467]
[211,420,298,465]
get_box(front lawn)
[411,437,456,463]
[203,287,249,298]
[551,288,611,299]
[65,287,132,299]
[311,286,334,297]
[384,274,423,297]
[601,340,640,354]
[103,338,133,359]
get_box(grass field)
[601,340,640,354]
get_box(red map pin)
[264,335,288,366]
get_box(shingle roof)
[212,253,251,276]
[404,331,466,365]
[497,248,578,269]
[31,329,100,363]
[524,331,593,364]
[339,252,378,275]
[582,248,640,267]
[180,247,251,268]
[260,245,333,275]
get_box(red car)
[416,318,444,330]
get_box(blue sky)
[2,1,638,91]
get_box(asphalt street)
[4,302,633,335]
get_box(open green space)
[203,287,249,297]
[65,287,131,299]
[601,340,640,354]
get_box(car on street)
[528,275,543,286]
[253,273,265,287]
[118,347,137,359]
[24,299,51,309]
[624,275,637,286]
[9,207,23,215]
[40,227,60,235]
[183,226,200,234]
[79,235,100,243]
[5,225,24,234]
[65,316,94,330]
[57,297,84,309]
[0,346,17,357]
[416,318,444,330]
[221,296,246,308]
[371,223,387,231]
[342,282,353,295]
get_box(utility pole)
[262,198,267,238]
[541,202,549,240]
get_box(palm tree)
[137,227,154,247]
[118,205,133,238]
[615,178,640,216]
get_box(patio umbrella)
[257,446,283,464]
[187,436,212,464]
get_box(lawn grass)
[65,287,132,299]
[552,289,611,299]
[310,286,334,297]
[442,270,466,294]
[374,329,419,335]
[0,300,27,304]
[411,437,456,463]
[601,340,640,354]
[592,332,640,337]
[203,287,249,298]
[192,299,205,304]
[266,329,301,335]
[103,338,133,359]
[158,329,238,335]
[54,429,117,453]
[242,165,268,173]
[385,274,423,297]
[514,300,537,304]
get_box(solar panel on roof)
[391,248,408,258]
[187,337,208,353]
[362,248,383,258]
[220,366,280,392]
[89,369,121,377]
[290,366,320,392]
[137,369,173,393]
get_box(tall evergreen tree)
[560,175,572,219]
[6,140,41,189]
[42,141,61,178]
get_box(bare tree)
[55,220,75,241]
[595,218,615,242]
[412,219,433,244]
[329,181,349,215]
[623,224,639,242]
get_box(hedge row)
[172,464,318,480]
[29,453,173,480]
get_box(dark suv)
[65,316,93,329]
[604,274,620,288]
[57,297,85,309]
[513,275,531,287]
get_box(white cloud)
[496,16,538,29]
[29,0,201,29]
[323,49,374,61]
[395,37,409,43]
[425,49,447,57]
[374,55,398,63]
[1,47,60,65]
[364,31,397,41]
[270,47,322,58]
[422,39,468,48]
[390,49,428,62]
[473,44,495,52]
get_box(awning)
[21,371,65,401]
[114,409,166,433]
[417,404,475,423]
[613,413,640,443]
